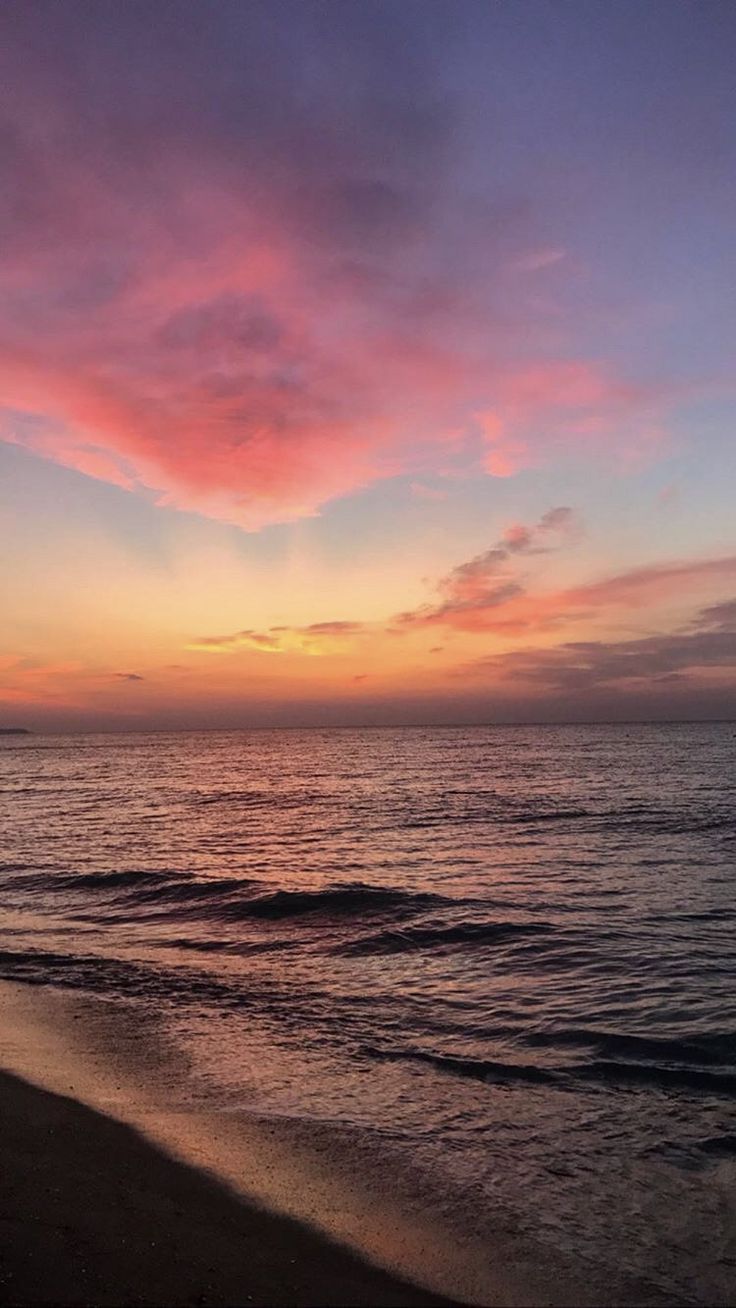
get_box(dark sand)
[0,1069,453,1308]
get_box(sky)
[1,0,735,730]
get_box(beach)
[1,979,634,1308]
[0,1064,452,1308]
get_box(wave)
[193,788,326,810]
[367,1045,736,1097]
[402,806,593,830]
[158,934,298,956]
[59,869,191,891]
[215,883,444,921]
[340,918,552,956]
[6,867,447,925]
[6,866,263,913]
[366,1046,562,1086]
[503,808,593,824]
[4,866,196,894]
[522,1027,736,1067]
[582,1060,736,1095]
[697,1134,736,1156]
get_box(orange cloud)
[0,657,85,707]
[185,507,587,662]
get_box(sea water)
[1,723,735,1303]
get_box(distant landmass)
[0,728,31,735]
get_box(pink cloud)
[399,549,736,638]
[409,481,449,502]
[394,507,580,631]
[0,13,677,529]
[0,212,671,530]
[475,362,666,479]
[561,556,736,612]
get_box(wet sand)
[0,1067,452,1308]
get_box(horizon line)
[3,718,735,737]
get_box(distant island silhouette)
[0,728,31,735]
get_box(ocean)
[1,723,735,1304]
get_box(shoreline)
[0,980,667,1308]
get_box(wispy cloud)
[188,621,365,656]
[560,557,736,613]
[511,248,566,273]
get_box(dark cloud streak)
[458,596,736,693]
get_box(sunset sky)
[2,0,735,730]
